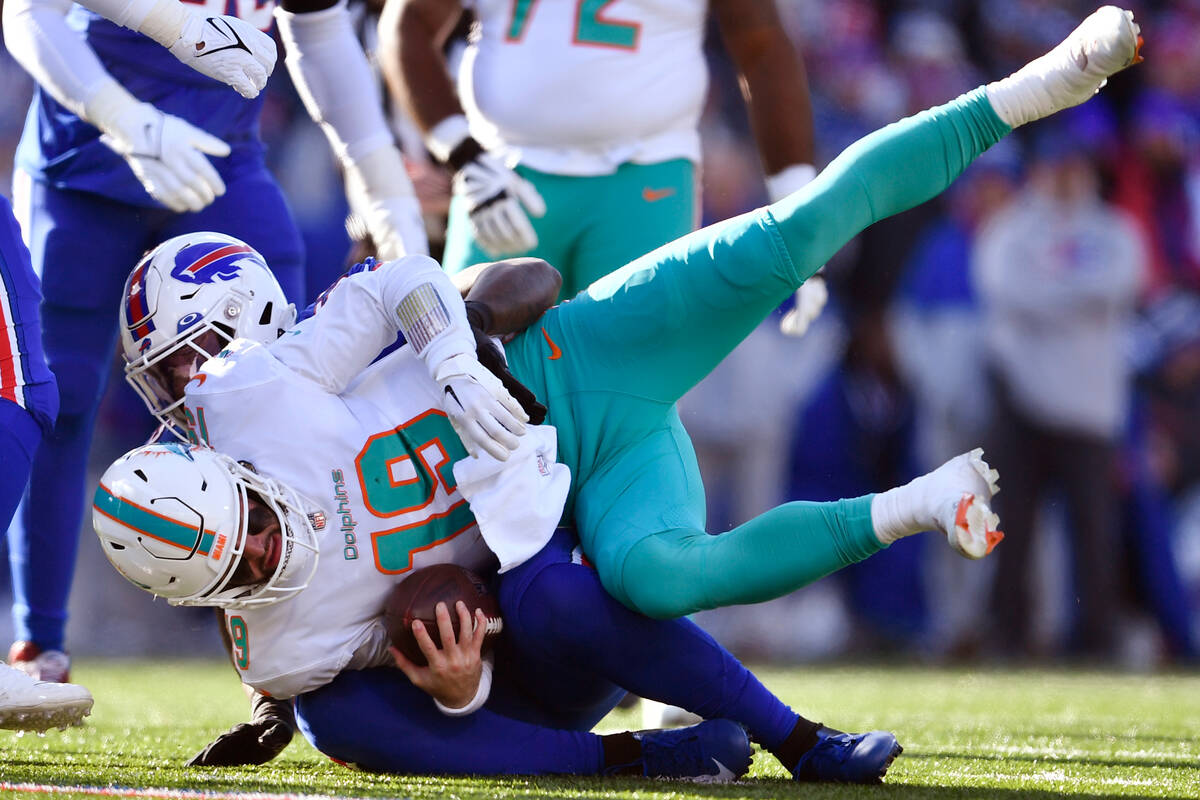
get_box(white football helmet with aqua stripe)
[92,443,319,609]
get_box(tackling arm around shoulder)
[274,255,528,460]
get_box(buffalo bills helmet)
[119,232,296,439]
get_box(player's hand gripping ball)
[385,564,502,666]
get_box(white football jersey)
[461,0,708,175]
[183,257,495,698]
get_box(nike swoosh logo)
[196,17,252,57]
[541,327,562,360]
[188,373,207,387]
[642,187,676,203]
[688,758,737,784]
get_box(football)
[384,564,502,666]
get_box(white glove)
[433,353,529,461]
[168,13,277,99]
[450,142,546,257]
[88,81,229,212]
[780,274,829,338]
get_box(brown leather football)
[384,564,502,666]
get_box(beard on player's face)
[229,492,283,589]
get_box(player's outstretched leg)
[521,7,1143,413]
[0,662,93,732]
[594,434,1001,619]
[295,666,749,779]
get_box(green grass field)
[1,661,1197,800]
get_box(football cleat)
[620,719,752,782]
[987,6,1143,127]
[928,448,1003,560]
[8,641,71,683]
[0,663,93,732]
[792,727,903,784]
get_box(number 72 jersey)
[185,338,496,698]
[463,0,708,172]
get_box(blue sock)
[500,530,800,750]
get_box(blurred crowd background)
[1,0,1198,668]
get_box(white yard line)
[0,784,390,800]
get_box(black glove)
[465,301,547,425]
[187,694,295,767]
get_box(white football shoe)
[0,663,93,732]
[986,6,1143,128]
[928,449,1003,560]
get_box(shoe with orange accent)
[986,6,1143,128]
[8,641,71,683]
[930,449,1003,560]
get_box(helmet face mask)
[125,326,232,438]
[119,233,297,440]
[93,444,320,610]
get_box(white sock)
[871,481,931,545]
[871,449,999,545]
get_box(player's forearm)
[3,0,118,119]
[74,0,187,44]
[739,48,816,173]
[713,0,815,173]
[460,259,562,336]
[276,0,427,256]
[276,1,395,166]
[378,0,464,135]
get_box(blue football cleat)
[630,719,752,782]
[791,726,903,783]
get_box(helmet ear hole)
[108,542,126,552]
[258,302,274,326]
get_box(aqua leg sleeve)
[549,88,1010,407]
[575,421,883,619]
[768,87,1011,279]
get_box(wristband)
[137,0,190,46]
[426,114,471,164]
[434,655,493,717]
[446,137,485,172]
